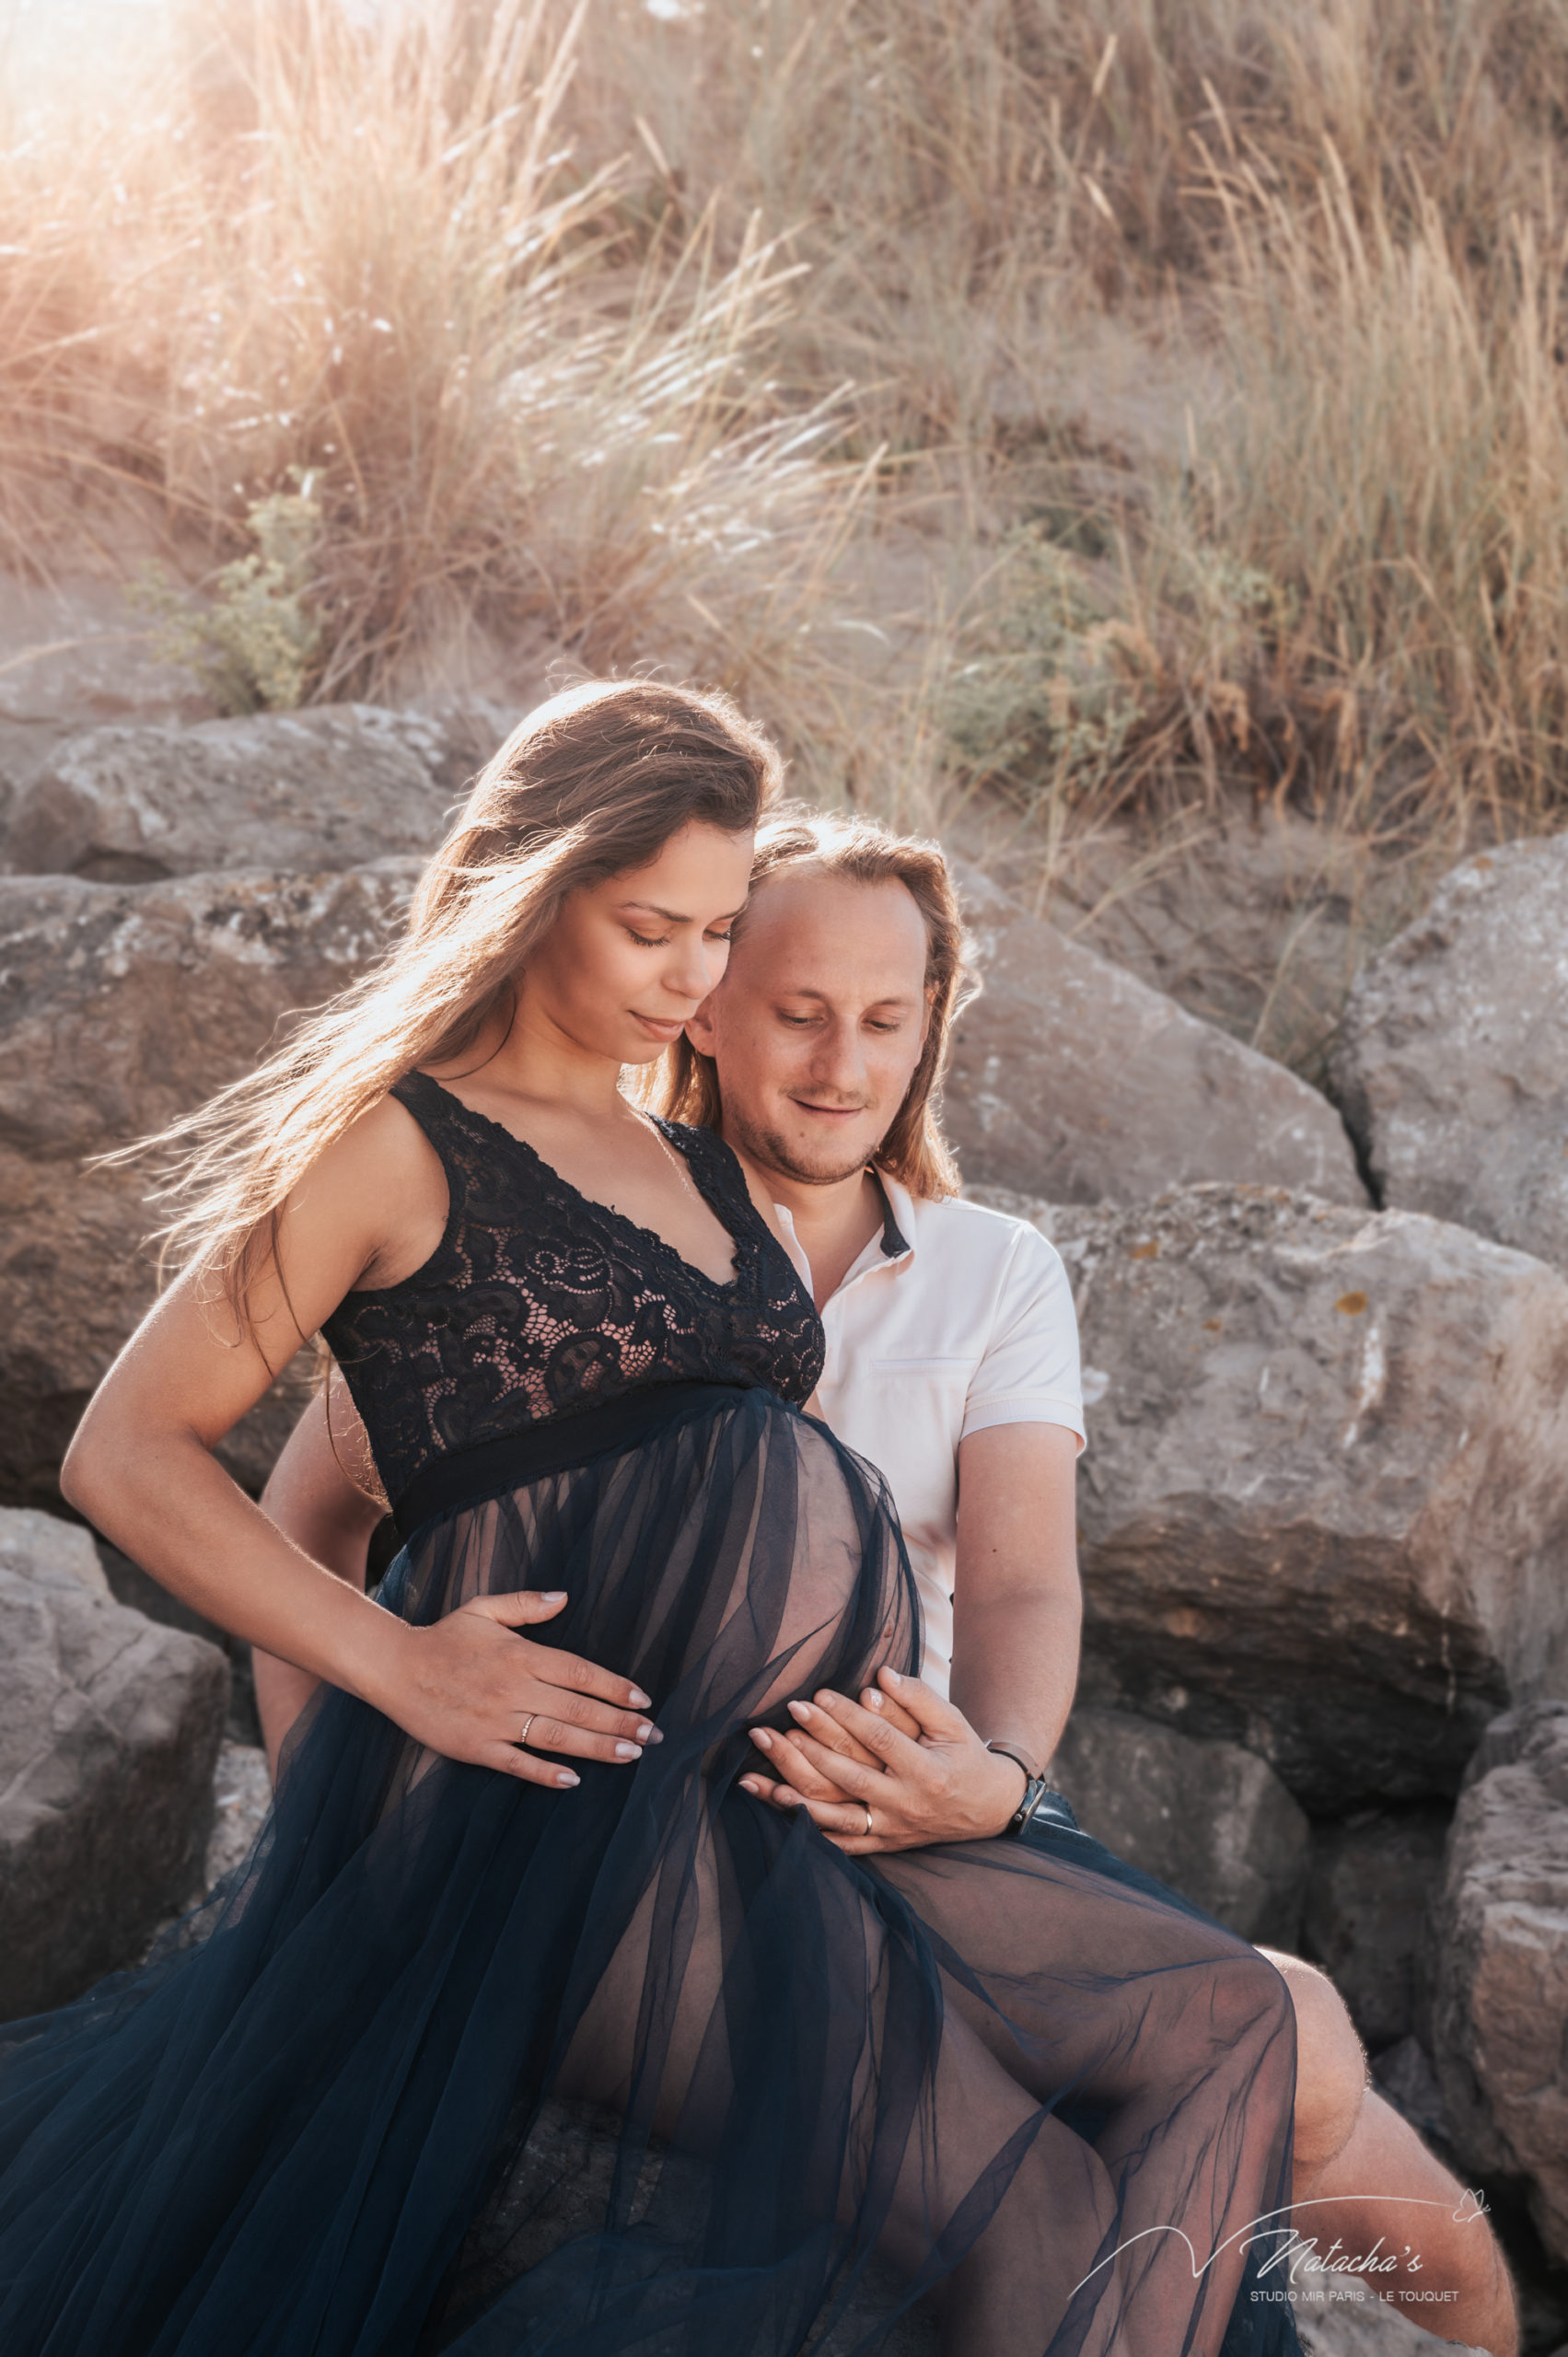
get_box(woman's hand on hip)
[741,1666,1027,1853]
[371,1590,663,1788]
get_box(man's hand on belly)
[740,1666,1028,1853]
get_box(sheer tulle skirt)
[0,1386,1303,2356]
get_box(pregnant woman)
[0,679,1301,2356]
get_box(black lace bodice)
[319,1071,825,1508]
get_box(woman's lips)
[631,1011,686,1040]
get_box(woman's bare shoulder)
[285,1088,450,1292]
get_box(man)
[253,808,1516,2356]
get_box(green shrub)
[133,477,324,715]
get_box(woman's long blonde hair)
[646,807,975,1201]
[116,678,783,1341]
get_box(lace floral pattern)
[319,1070,825,1505]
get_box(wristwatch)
[985,1739,1053,1839]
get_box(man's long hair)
[645,807,976,1201]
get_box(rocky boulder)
[2,704,484,881]
[1291,2271,1486,2357]
[1330,837,1568,1270]
[203,1739,273,1890]
[1301,1805,1451,2047]
[0,862,418,1507]
[0,1505,229,2021]
[0,1504,111,1596]
[1427,1701,1568,2265]
[946,864,1367,1205]
[970,1183,1568,1811]
[1044,1704,1311,1947]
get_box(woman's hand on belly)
[369,1588,665,1788]
[739,1666,1027,1853]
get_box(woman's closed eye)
[626,926,734,949]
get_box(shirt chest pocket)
[863,1366,971,1451]
[865,1355,980,1425]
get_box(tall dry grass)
[0,0,873,730]
[559,0,1568,835]
[1193,149,1568,835]
[6,0,1568,845]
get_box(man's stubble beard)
[719,1097,884,1189]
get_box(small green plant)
[945,523,1296,813]
[133,475,325,714]
[945,528,1162,806]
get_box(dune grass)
[4,0,1568,856]
[0,0,873,735]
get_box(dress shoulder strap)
[386,1070,488,1211]
[655,1118,791,1269]
[654,1117,749,1208]
[387,1068,454,1140]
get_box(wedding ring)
[518,1713,536,1747]
[861,1804,874,1838]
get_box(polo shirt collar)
[825,1167,915,1305]
[868,1167,914,1262]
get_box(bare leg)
[1260,1953,1519,2357]
[877,2000,1131,2357]
[1295,2092,1517,2356]
[867,1843,1301,2357]
[253,1652,327,1782]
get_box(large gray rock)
[1045,1704,1311,1946]
[1331,837,1568,1269]
[1291,2270,1486,2357]
[0,567,207,729]
[0,1503,110,1596]
[946,864,1367,1204]
[4,705,469,880]
[203,1739,273,1890]
[1428,1701,1568,2265]
[1302,1806,1451,2047]
[0,862,418,1507]
[970,1183,1568,1811]
[0,1506,229,2020]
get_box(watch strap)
[1001,1771,1052,1838]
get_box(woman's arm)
[252,1381,387,1779]
[740,1422,1082,1851]
[62,1098,430,1702]
[62,1099,660,1788]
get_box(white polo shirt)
[772,1173,1086,1698]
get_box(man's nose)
[806,1020,866,1096]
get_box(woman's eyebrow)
[619,900,748,923]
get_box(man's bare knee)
[1257,1948,1367,2177]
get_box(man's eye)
[778,1013,813,1028]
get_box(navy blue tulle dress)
[0,1072,1304,2356]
